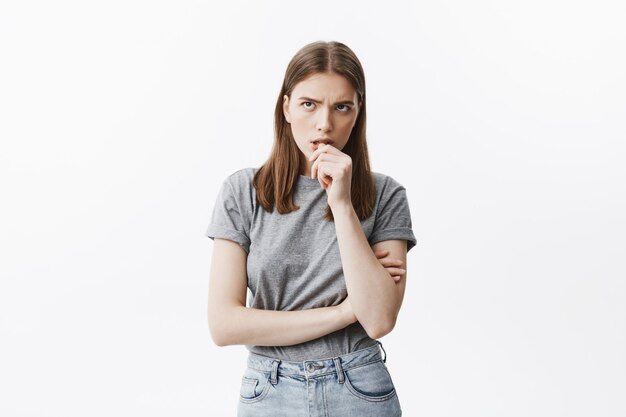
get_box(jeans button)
[306,363,314,372]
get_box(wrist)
[330,201,354,217]
[336,302,356,327]
[335,303,349,327]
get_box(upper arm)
[208,238,248,336]
[370,239,408,318]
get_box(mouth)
[311,138,334,150]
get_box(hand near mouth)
[308,143,353,210]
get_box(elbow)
[208,309,238,347]
[212,338,230,348]
[365,325,392,340]
[364,316,396,340]
[209,322,237,347]
[209,328,230,347]
[208,321,229,347]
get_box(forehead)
[292,72,357,100]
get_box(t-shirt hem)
[368,227,418,252]
[205,225,250,254]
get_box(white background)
[1,1,625,416]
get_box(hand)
[308,143,352,209]
[374,249,406,283]
[338,295,357,326]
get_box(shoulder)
[224,167,258,185]
[369,171,412,215]
[370,171,407,195]
[215,167,259,209]
[220,167,259,192]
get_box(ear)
[283,94,291,123]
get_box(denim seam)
[322,378,329,416]
[341,358,383,372]
[342,359,396,402]
[246,366,303,377]
[343,377,397,403]
[239,373,272,404]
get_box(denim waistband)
[245,342,387,381]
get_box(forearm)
[210,303,353,347]
[332,203,398,338]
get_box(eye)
[302,101,315,110]
[337,104,351,112]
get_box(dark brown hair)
[253,40,376,222]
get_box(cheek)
[288,116,309,140]
[291,113,311,129]
[341,116,358,131]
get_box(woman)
[205,40,417,416]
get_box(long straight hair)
[253,41,376,222]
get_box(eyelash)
[302,102,351,112]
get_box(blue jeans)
[237,342,402,417]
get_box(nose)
[316,107,332,132]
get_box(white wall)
[1,1,625,416]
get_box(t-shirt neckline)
[297,175,323,190]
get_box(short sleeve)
[204,176,251,254]
[368,176,418,253]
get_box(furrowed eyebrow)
[297,96,355,106]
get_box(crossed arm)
[207,235,408,347]
[332,204,409,339]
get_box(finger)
[383,258,404,267]
[308,144,327,162]
[311,153,328,177]
[312,156,342,181]
[312,153,344,164]
[310,152,327,179]
[316,143,338,155]
[378,258,402,267]
[318,161,343,182]
[317,162,331,188]
[308,143,338,163]
[309,145,350,174]
[389,275,402,283]
[374,250,389,258]
[392,259,404,267]
[385,267,406,276]
[311,155,319,179]
[320,173,330,189]
[316,161,342,186]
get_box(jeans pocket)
[239,367,272,404]
[343,360,397,402]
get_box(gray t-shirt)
[205,167,417,361]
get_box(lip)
[311,138,334,145]
[311,139,334,151]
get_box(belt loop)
[378,341,387,363]
[332,357,345,384]
[270,359,281,385]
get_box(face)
[283,72,361,176]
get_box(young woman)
[205,40,417,417]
